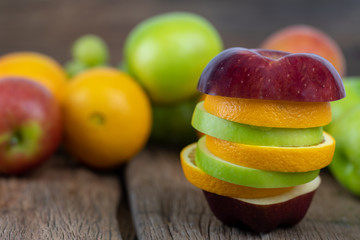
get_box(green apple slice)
[195,136,320,188]
[192,101,323,147]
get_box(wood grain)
[0,155,123,240]
[117,168,137,240]
[126,147,360,240]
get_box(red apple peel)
[197,48,345,102]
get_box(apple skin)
[203,189,316,233]
[197,48,345,102]
[260,25,346,76]
[124,12,223,104]
[0,77,62,175]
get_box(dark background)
[1,0,360,75]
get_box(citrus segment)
[204,95,331,128]
[195,136,320,188]
[0,52,67,103]
[206,133,334,172]
[63,67,152,168]
[192,102,324,146]
[181,143,293,198]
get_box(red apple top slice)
[197,47,345,102]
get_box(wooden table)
[1,146,359,240]
[1,0,360,239]
[0,154,135,240]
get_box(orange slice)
[204,95,331,128]
[206,132,335,172]
[180,142,293,198]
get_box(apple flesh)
[203,176,321,233]
[192,101,324,147]
[197,48,345,102]
[0,77,62,174]
[261,25,346,76]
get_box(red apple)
[260,25,346,76]
[197,48,345,102]
[0,77,62,175]
[203,176,321,233]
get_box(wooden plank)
[117,194,137,240]
[126,147,360,239]
[117,169,137,240]
[0,155,124,240]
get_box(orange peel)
[204,95,331,128]
[180,142,293,198]
[206,132,335,172]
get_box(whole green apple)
[124,12,223,104]
[65,34,109,78]
[72,34,109,67]
[0,77,62,175]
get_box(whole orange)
[0,52,67,103]
[63,67,152,168]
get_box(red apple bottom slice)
[203,176,321,233]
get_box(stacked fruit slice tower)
[180,47,345,232]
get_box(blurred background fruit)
[72,34,109,67]
[261,25,346,76]
[123,12,223,104]
[327,105,360,196]
[63,67,152,169]
[121,12,223,147]
[65,34,110,78]
[63,28,207,148]
[0,77,62,175]
[326,77,360,196]
[0,52,68,104]
[64,60,88,78]
[150,96,198,147]
[326,77,360,127]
